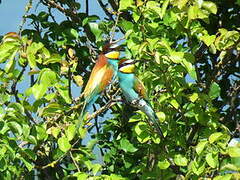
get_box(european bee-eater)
[118,59,164,138]
[82,43,120,114]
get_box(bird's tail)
[141,103,164,139]
[151,112,164,139]
[74,101,87,137]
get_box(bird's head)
[118,59,135,73]
[102,43,121,60]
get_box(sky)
[0,1,28,34]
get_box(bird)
[117,59,164,138]
[81,42,121,116]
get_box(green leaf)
[158,159,170,169]
[206,153,218,168]
[200,35,216,46]
[202,1,217,14]
[8,102,24,114]
[0,42,20,63]
[213,174,232,180]
[73,172,88,179]
[169,51,184,63]
[189,93,198,103]
[209,82,221,99]
[174,154,188,166]
[39,68,57,86]
[79,127,87,139]
[188,5,199,20]
[5,54,16,73]
[27,135,37,145]
[119,0,134,11]
[31,83,48,99]
[120,138,138,153]
[51,127,61,138]
[55,84,71,104]
[43,54,61,65]
[88,23,102,42]
[182,59,197,80]
[0,158,7,171]
[39,103,62,117]
[196,140,208,155]
[69,28,79,39]
[228,147,240,157]
[92,164,102,176]
[66,124,76,141]
[209,132,223,144]
[160,0,169,19]
[191,161,205,176]
[58,136,71,152]
[36,125,48,141]
[20,157,34,171]
[129,113,141,122]
[170,99,179,109]
[24,149,37,160]
[135,122,151,143]
[26,42,44,68]
[8,121,22,135]
[156,112,166,122]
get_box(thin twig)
[109,12,121,43]
[86,98,121,124]
[70,151,80,172]
[68,66,72,100]
[41,139,80,169]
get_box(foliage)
[0,0,239,179]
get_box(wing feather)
[133,77,148,100]
[83,54,114,102]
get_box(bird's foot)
[131,98,146,108]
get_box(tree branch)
[11,66,37,124]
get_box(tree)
[0,0,239,179]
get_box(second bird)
[117,59,164,138]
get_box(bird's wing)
[133,77,148,100]
[83,55,114,103]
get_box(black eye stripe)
[119,62,135,69]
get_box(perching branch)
[85,98,122,124]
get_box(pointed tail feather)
[74,101,87,137]
[151,113,164,139]
[139,102,164,139]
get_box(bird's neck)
[118,72,134,80]
[107,58,119,70]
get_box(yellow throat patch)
[119,64,135,73]
[105,51,120,59]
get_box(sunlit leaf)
[120,138,138,153]
[209,132,223,144]
[174,154,188,166]
[58,136,71,152]
[228,147,240,157]
[206,153,218,168]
